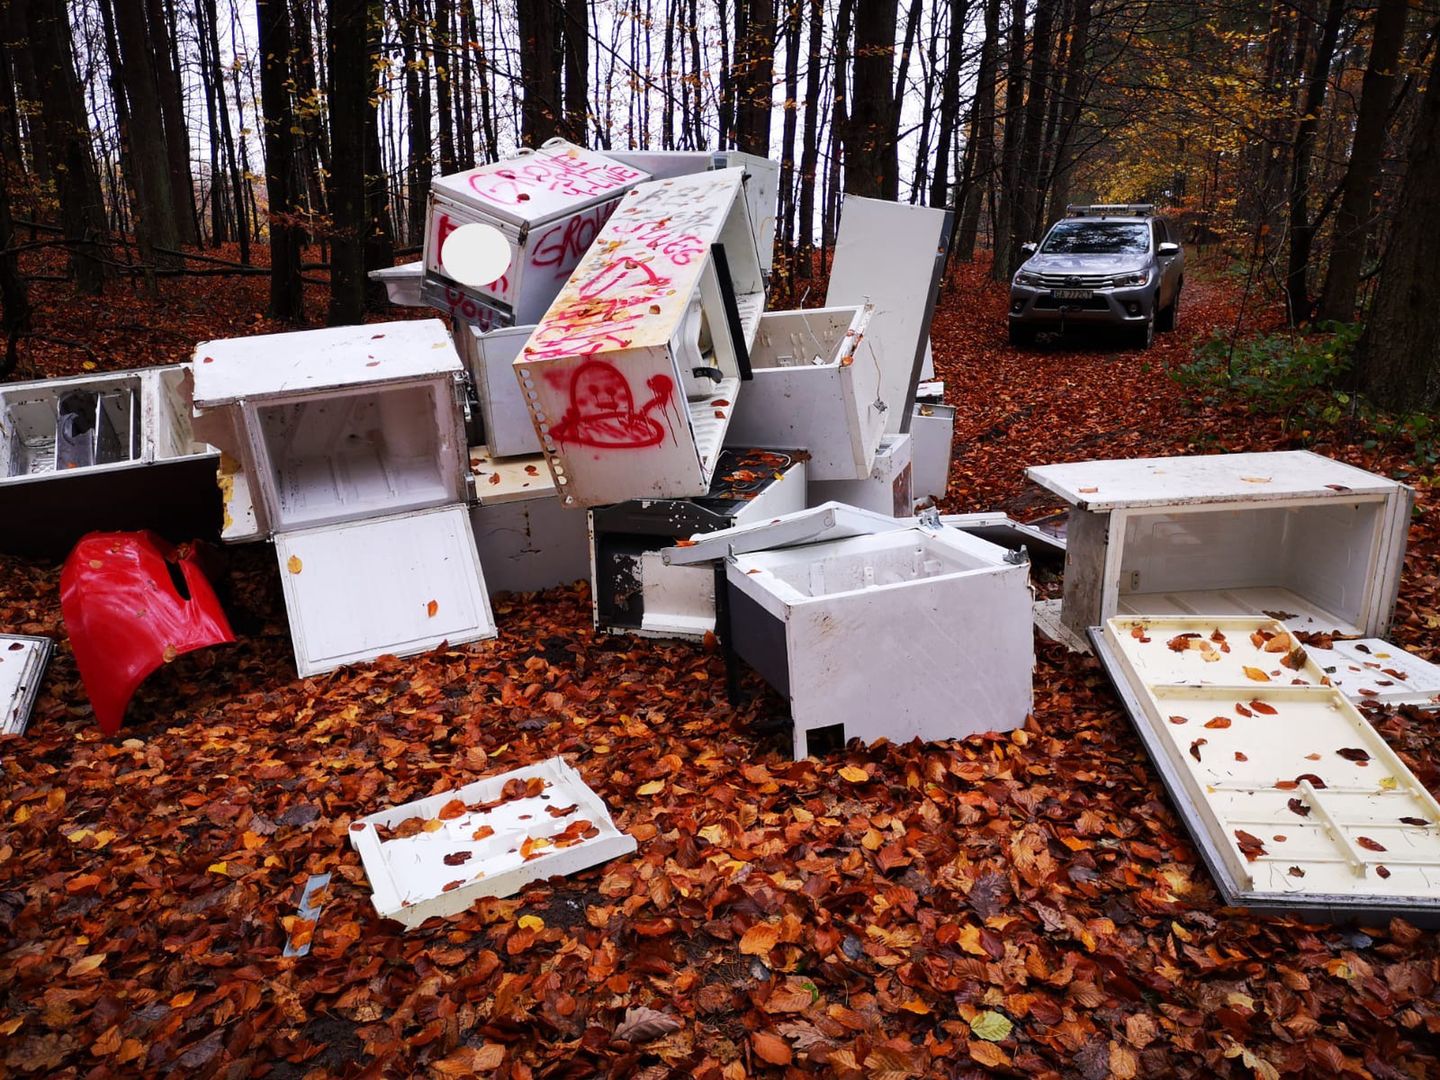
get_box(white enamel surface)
[1028,450,1402,510]
[825,197,949,435]
[469,493,589,596]
[191,319,460,406]
[349,757,636,930]
[730,527,1033,758]
[1307,639,1440,707]
[808,433,913,516]
[910,402,956,499]
[0,635,50,736]
[660,501,907,565]
[275,506,495,677]
[467,448,557,505]
[369,262,426,307]
[430,142,647,225]
[1104,617,1440,903]
[464,324,542,458]
[726,306,883,481]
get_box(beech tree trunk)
[1010,0,1054,269]
[561,0,588,142]
[144,0,198,244]
[26,0,109,293]
[733,0,775,156]
[329,0,368,325]
[112,0,183,264]
[795,0,823,277]
[517,0,561,146]
[991,0,1028,280]
[258,0,304,321]
[1318,0,1407,323]
[957,0,1001,260]
[847,0,899,197]
[930,0,968,209]
[1355,33,1440,412]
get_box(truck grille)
[1036,272,1114,289]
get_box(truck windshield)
[1041,222,1149,255]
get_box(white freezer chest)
[674,507,1033,759]
[724,305,885,480]
[423,141,649,326]
[808,433,913,517]
[190,319,496,676]
[0,366,219,553]
[516,168,766,507]
[1027,451,1413,640]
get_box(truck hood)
[1022,253,1148,275]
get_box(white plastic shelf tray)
[348,757,635,929]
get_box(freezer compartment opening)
[1,374,143,477]
[1116,501,1384,633]
[153,367,207,461]
[748,307,859,370]
[253,383,454,530]
[755,530,995,599]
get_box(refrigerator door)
[1093,615,1440,925]
[825,198,952,435]
[274,505,496,677]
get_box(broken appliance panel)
[1026,451,1413,640]
[517,168,766,507]
[590,448,806,640]
[725,305,885,481]
[424,140,649,326]
[190,319,496,676]
[467,449,590,596]
[719,516,1033,759]
[459,323,542,458]
[369,262,425,308]
[825,197,952,435]
[808,432,914,517]
[1095,615,1440,924]
[0,367,220,555]
[910,401,955,501]
[0,635,51,738]
[349,756,636,930]
[601,150,780,274]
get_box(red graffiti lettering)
[467,155,644,206]
[548,361,674,449]
[530,200,619,279]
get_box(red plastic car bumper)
[61,532,234,735]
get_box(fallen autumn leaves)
[1,259,1439,1078]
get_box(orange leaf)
[752,1031,792,1065]
[739,922,780,956]
[1242,666,1271,682]
[426,599,439,617]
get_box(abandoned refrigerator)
[0,367,220,554]
[1026,450,1413,640]
[422,140,649,328]
[188,319,497,676]
[515,167,766,507]
[590,448,807,640]
[662,504,1034,759]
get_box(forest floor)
[2,249,1439,1079]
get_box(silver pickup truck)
[1007,205,1184,350]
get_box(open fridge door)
[1093,614,1440,925]
[825,198,952,435]
[274,505,496,677]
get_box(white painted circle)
[441,222,512,288]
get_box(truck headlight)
[1015,272,1042,286]
[1116,270,1150,287]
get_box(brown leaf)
[438,798,467,820]
[1204,717,1232,729]
[1167,715,1189,725]
[1234,830,1267,860]
[1335,747,1370,763]
[1189,738,1207,762]
[1234,702,1253,717]
[613,1006,681,1043]
[752,1031,793,1066]
[1400,817,1430,827]
[1287,798,1311,817]
[739,922,780,956]
[1356,836,1386,852]
[1242,667,1271,683]
[1249,700,1278,715]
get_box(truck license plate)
[1053,289,1092,300]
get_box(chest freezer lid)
[0,634,51,736]
[1093,615,1440,923]
[274,504,496,677]
[1027,450,1404,511]
[429,142,648,228]
[191,319,461,407]
[825,197,951,435]
[661,501,909,565]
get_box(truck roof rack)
[1065,204,1155,218]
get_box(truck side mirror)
[1020,242,1038,256]
[1157,241,1180,257]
